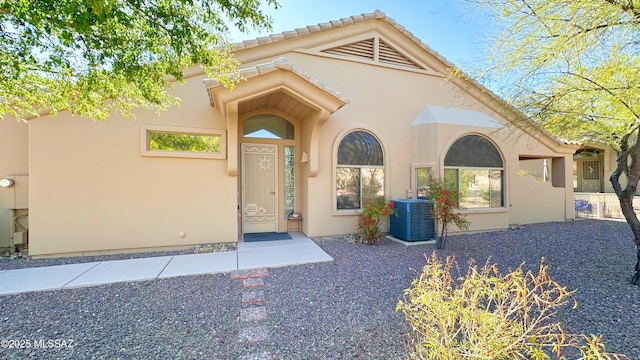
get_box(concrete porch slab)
[237,237,316,250]
[238,238,333,270]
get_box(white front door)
[242,144,278,233]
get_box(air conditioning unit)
[389,199,435,241]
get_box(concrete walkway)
[0,234,332,296]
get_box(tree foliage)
[0,0,279,121]
[471,0,640,284]
[477,0,639,145]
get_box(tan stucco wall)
[302,55,454,236]
[298,110,314,235]
[519,158,548,180]
[28,75,238,256]
[0,119,29,250]
[604,150,617,193]
[259,51,576,237]
[422,123,572,230]
[510,173,567,225]
[20,17,578,255]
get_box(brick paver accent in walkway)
[233,268,271,359]
[242,277,264,289]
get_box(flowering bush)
[424,177,470,249]
[354,197,397,244]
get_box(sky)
[226,0,498,73]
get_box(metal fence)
[574,192,640,219]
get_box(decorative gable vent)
[378,39,422,69]
[321,37,425,70]
[322,38,375,60]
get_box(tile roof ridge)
[234,10,388,50]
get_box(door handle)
[270,189,276,195]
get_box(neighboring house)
[571,141,640,219]
[0,11,580,257]
[573,142,617,194]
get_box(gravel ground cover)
[0,243,237,271]
[0,219,639,359]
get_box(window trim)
[140,125,227,159]
[333,127,387,215]
[411,163,435,199]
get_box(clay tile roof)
[229,10,574,149]
[233,10,454,73]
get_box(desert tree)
[0,0,279,121]
[469,0,640,284]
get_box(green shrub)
[397,253,629,360]
[354,197,397,244]
[424,176,470,249]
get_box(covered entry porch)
[204,58,348,236]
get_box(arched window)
[444,134,504,208]
[336,130,384,210]
[243,114,294,139]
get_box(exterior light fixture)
[0,178,15,188]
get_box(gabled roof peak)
[231,10,575,152]
[233,10,441,58]
[372,9,385,18]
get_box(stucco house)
[570,140,640,219]
[0,11,580,257]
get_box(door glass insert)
[415,167,432,199]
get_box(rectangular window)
[414,167,433,199]
[337,168,361,210]
[149,132,220,153]
[337,167,384,210]
[444,168,503,209]
[444,168,458,191]
[362,168,385,198]
[284,146,295,217]
[489,170,503,207]
[141,125,226,159]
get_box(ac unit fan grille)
[389,199,435,241]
